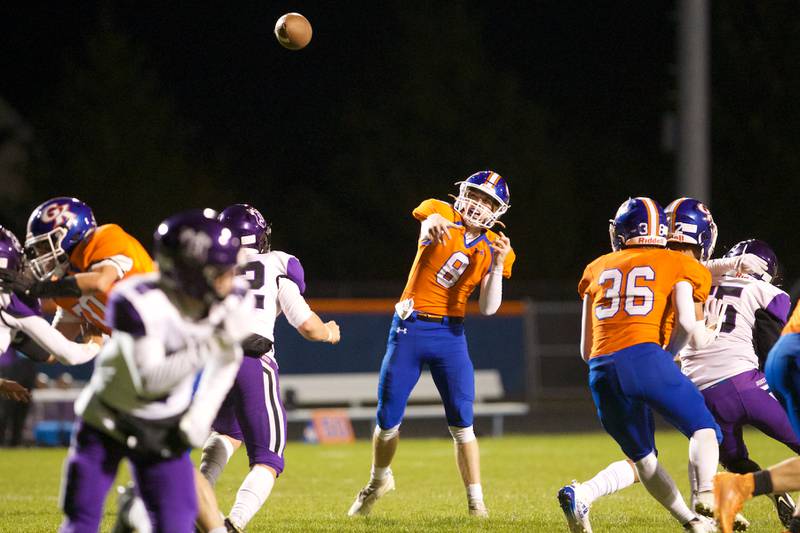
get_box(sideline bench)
[281,369,529,436]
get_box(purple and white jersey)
[239,250,313,358]
[0,292,40,350]
[75,273,252,425]
[681,275,791,390]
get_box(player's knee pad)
[448,425,476,444]
[374,424,400,441]
[634,452,658,478]
[201,432,234,464]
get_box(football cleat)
[684,515,718,532]
[468,499,489,518]
[557,482,592,533]
[770,492,796,528]
[110,483,140,533]
[347,472,395,517]
[224,517,245,533]
[713,473,754,533]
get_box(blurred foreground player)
[347,170,515,518]
[198,204,340,532]
[59,210,253,533]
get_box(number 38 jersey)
[238,249,313,356]
[400,199,516,318]
[579,247,711,359]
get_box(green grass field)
[0,429,795,532]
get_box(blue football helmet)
[608,197,668,251]
[0,226,23,273]
[154,209,243,305]
[218,204,271,253]
[453,170,510,229]
[25,197,97,281]
[724,239,779,283]
[665,197,718,262]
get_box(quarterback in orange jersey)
[575,197,721,533]
[347,170,514,519]
[0,197,154,339]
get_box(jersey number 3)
[595,266,655,319]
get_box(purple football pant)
[212,355,286,474]
[59,420,197,533]
[701,369,800,467]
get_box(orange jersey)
[55,224,155,334]
[578,247,710,358]
[782,305,800,335]
[399,199,516,317]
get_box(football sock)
[371,465,391,481]
[229,466,275,528]
[125,495,152,533]
[582,460,636,504]
[467,483,484,503]
[635,453,696,524]
[207,528,226,533]
[199,433,234,487]
[689,428,719,493]
[752,470,774,496]
[787,516,800,533]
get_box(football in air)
[274,13,313,50]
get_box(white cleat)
[684,515,717,532]
[557,482,592,533]
[347,473,396,516]
[695,491,748,531]
[468,500,489,518]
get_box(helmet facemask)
[453,184,508,229]
[25,227,71,281]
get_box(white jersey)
[76,273,251,428]
[0,292,99,364]
[239,249,313,358]
[680,275,790,390]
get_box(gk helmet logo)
[41,203,77,226]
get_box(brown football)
[274,13,312,51]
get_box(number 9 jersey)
[400,199,516,317]
[579,247,711,359]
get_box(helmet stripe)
[485,172,498,186]
[639,197,658,237]
[668,197,687,234]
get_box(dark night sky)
[2,2,797,296]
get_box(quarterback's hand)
[736,253,768,277]
[423,214,459,245]
[0,379,31,402]
[704,298,729,336]
[0,269,33,296]
[324,320,341,344]
[490,232,511,267]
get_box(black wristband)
[30,276,82,299]
[752,470,774,496]
[789,516,800,533]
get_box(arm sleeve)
[3,313,100,365]
[479,266,503,315]
[277,277,314,329]
[665,281,698,355]
[129,335,217,398]
[580,294,593,361]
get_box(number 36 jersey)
[238,249,313,356]
[579,247,711,359]
[400,199,515,318]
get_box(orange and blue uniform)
[376,199,515,429]
[765,303,800,436]
[579,247,719,461]
[54,224,155,334]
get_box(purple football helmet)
[218,204,271,253]
[723,239,779,283]
[25,197,96,280]
[453,170,511,229]
[0,226,23,273]
[609,197,668,251]
[154,209,242,304]
[665,197,718,261]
